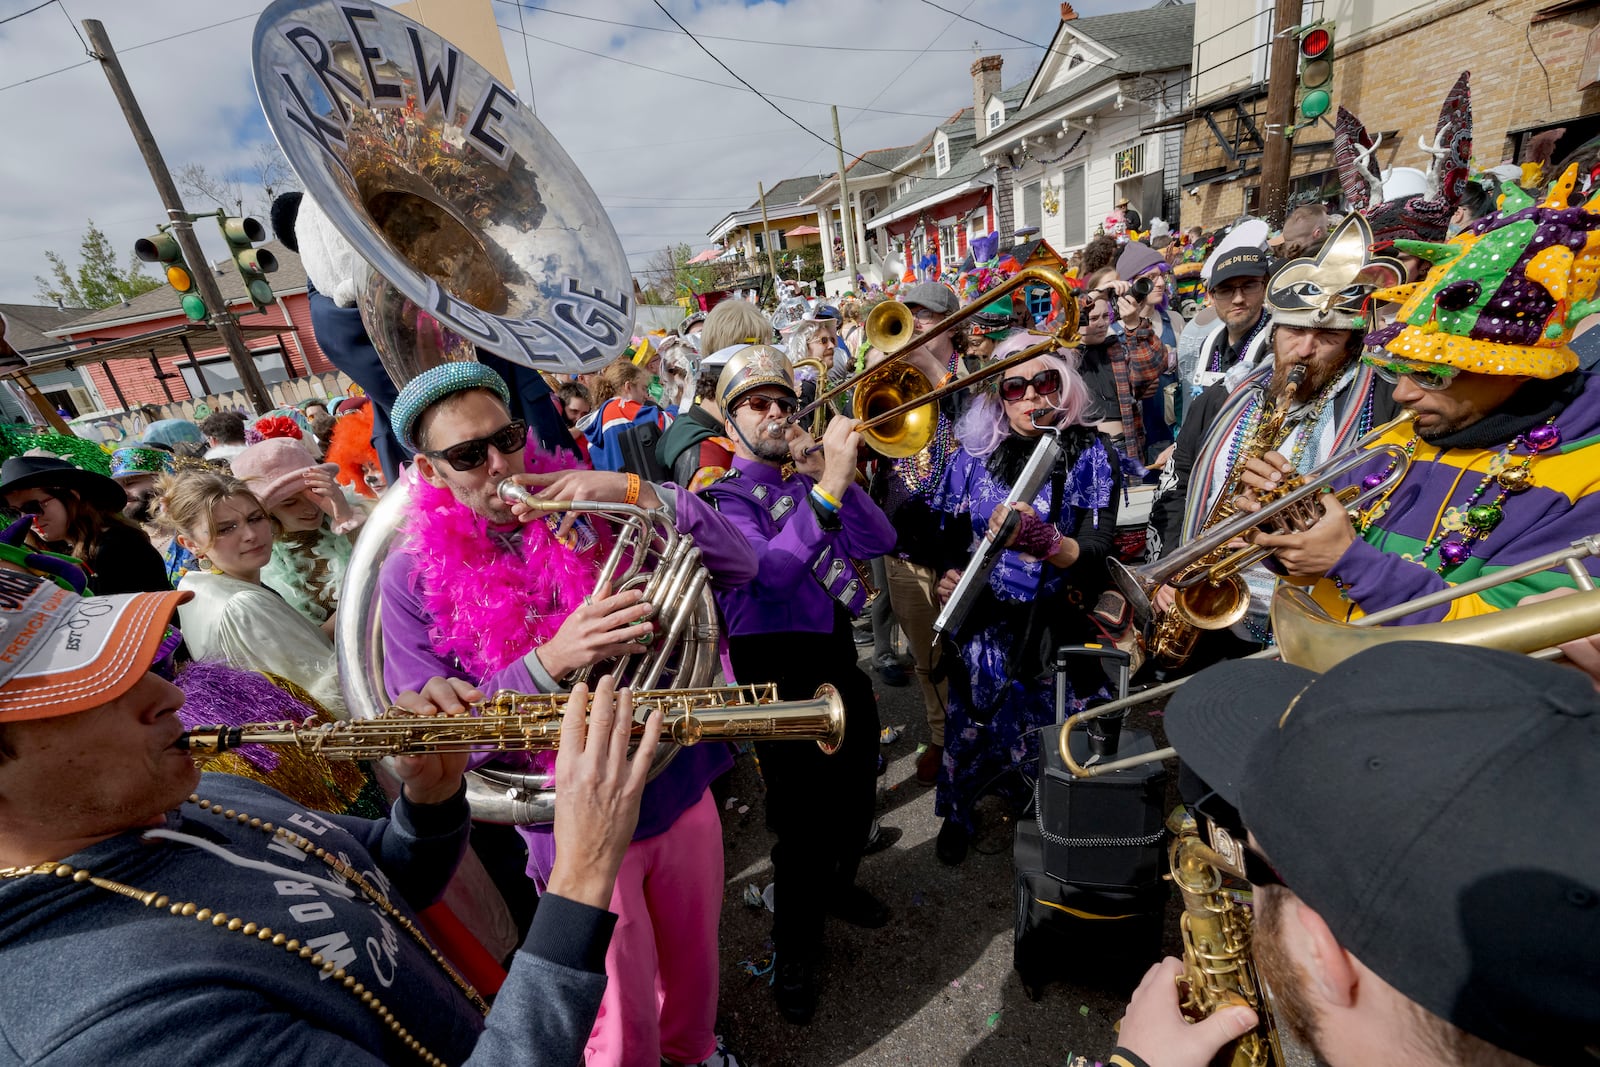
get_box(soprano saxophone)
[1145,366,1306,666]
[180,683,845,760]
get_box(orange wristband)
[624,473,640,505]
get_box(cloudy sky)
[0,0,1150,306]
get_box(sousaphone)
[253,0,709,825]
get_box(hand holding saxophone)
[1115,957,1259,1067]
[548,678,663,910]
[387,676,483,806]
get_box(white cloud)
[0,0,1152,304]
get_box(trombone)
[790,267,1080,459]
[1062,533,1600,777]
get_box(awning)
[785,225,820,237]
[687,247,722,264]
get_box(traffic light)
[1296,23,1335,123]
[218,216,279,313]
[134,229,207,322]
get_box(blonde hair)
[589,357,647,409]
[699,299,772,356]
[156,469,265,550]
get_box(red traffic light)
[1300,27,1331,59]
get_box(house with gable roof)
[704,175,833,272]
[976,0,1194,256]
[855,57,1031,290]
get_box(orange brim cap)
[0,574,190,722]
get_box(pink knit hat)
[230,438,338,510]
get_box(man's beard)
[1252,886,1329,1059]
[1275,357,1346,405]
[749,419,791,463]
[126,493,155,525]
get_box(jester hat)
[1364,165,1600,379]
[1267,214,1406,331]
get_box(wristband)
[624,473,640,505]
[810,487,840,514]
[812,485,843,511]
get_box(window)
[1067,52,1084,71]
[1060,165,1087,247]
[987,107,1003,134]
[1022,181,1042,230]
[180,349,291,399]
[938,223,959,269]
[967,211,988,243]
[934,137,949,175]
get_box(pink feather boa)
[401,436,609,678]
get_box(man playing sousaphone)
[379,362,757,1067]
[1146,215,1403,665]
[1236,166,1600,617]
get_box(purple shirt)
[700,457,896,636]
[379,484,756,860]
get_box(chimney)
[1060,2,1078,20]
[972,55,1003,140]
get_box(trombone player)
[1237,166,1600,620]
[1146,216,1403,665]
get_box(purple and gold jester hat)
[1365,164,1600,379]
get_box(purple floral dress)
[931,433,1119,833]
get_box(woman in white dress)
[158,468,346,717]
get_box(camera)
[1130,276,1154,301]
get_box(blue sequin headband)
[391,362,512,453]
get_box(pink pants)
[586,788,724,1067]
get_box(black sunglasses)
[999,369,1062,403]
[14,500,46,516]
[739,394,799,417]
[425,420,527,472]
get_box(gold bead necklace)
[0,794,492,1067]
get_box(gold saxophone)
[1168,808,1279,1067]
[1148,367,1306,666]
[180,683,845,760]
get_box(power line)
[0,6,261,93]
[0,0,54,27]
[513,0,536,114]
[493,0,1035,54]
[908,0,1050,50]
[494,18,955,120]
[644,0,932,185]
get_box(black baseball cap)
[1166,641,1600,1066]
[1207,247,1269,288]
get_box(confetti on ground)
[950,979,961,989]
[879,724,903,744]
[737,805,749,814]
[986,1011,1001,1028]
[911,891,924,906]
[915,742,929,755]
[739,951,776,986]
[724,797,738,810]
[1079,1004,1089,1016]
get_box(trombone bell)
[851,362,935,458]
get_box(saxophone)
[1147,366,1305,666]
[1167,807,1277,1067]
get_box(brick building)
[42,241,334,414]
[1175,0,1600,232]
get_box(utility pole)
[831,106,859,293]
[756,181,780,304]
[84,19,275,415]
[1256,0,1304,228]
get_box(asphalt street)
[709,645,1184,1067]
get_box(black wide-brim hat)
[0,456,126,513]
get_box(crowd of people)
[0,66,1596,1067]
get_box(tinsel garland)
[0,426,113,474]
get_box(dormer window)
[934,133,950,175]
[987,107,1003,134]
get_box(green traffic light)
[1300,90,1332,120]
[180,293,208,321]
[247,279,275,307]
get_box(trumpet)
[791,267,1080,458]
[1110,407,1416,630]
[181,683,846,760]
[1065,532,1600,778]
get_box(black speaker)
[1034,723,1168,891]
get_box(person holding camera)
[1073,286,1165,469]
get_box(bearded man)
[1146,216,1401,663]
